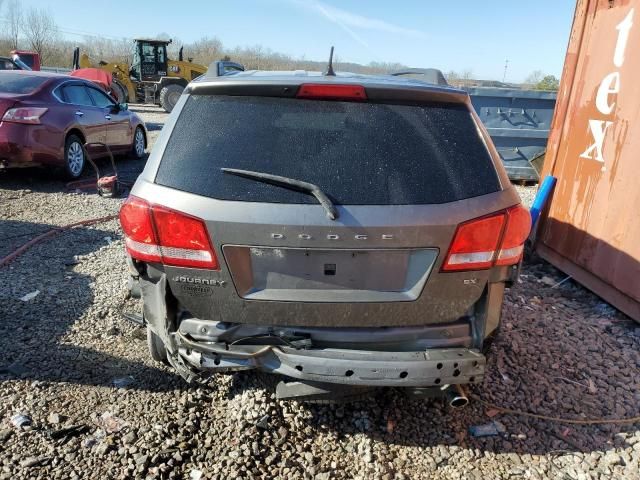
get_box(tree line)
[0,1,559,89]
[0,2,407,74]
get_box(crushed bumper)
[176,333,485,387]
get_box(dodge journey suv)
[120,67,530,402]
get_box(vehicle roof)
[134,38,171,44]
[0,70,104,97]
[0,70,67,79]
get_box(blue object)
[530,175,557,228]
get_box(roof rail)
[208,60,245,77]
[390,68,448,86]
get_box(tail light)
[119,196,219,270]
[496,205,531,266]
[2,107,48,124]
[297,84,367,101]
[442,205,530,272]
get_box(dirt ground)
[1,106,639,480]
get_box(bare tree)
[188,37,224,65]
[24,7,59,65]
[11,19,412,75]
[524,70,544,86]
[6,0,21,50]
[446,70,459,84]
[83,36,132,64]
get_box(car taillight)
[119,196,219,270]
[296,83,367,101]
[119,196,160,263]
[496,205,531,266]
[2,107,48,124]
[442,205,531,272]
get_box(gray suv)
[120,69,530,403]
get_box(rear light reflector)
[297,83,367,101]
[123,238,161,263]
[119,196,219,270]
[442,205,531,272]
[2,107,48,124]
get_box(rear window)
[155,95,500,205]
[0,74,48,94]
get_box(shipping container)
[466,87,557,182]
[537,0,640,321]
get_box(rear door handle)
[104,115,111,121]
[75,111,83,117]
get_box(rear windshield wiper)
[221,168,338,220]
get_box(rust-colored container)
[537,0,640,321]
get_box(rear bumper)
[0,123,62,168]
[175,332,485,387]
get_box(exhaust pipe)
[446,384,469,408]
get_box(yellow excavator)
[73,39,208,112]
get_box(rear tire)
[64,134,85,179]
[159,84,183,113]
[147,328,168,364]
[111,79,128,103]
[131,126,146,159]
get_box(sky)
[12,0,576,82]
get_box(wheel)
[132,126,146,159]
[147,327,168,364]
[64,134,85,179]
[159,84,184,113]
[111,79,128,104]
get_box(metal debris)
[19,290,40,302]
[10,414,32,429]
[469,421,506,437]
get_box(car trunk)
[145,88,513,327]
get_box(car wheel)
[147,327,168,364]
[64,135,85,179]
[159,84,183,113]
[132,127,146,159]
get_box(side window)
[142,44,155,62]
[87,87,115,108]
[63,85,94,106]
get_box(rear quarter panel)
[0,83,77,167]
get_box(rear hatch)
[141,82,516,327]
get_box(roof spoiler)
[390,68,448,86]
[208,60,245,77]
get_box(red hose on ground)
[0,214,118,267]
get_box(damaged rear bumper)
[175,332,485,387]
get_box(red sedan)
[0,71,147,178]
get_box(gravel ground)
[1,107,639,480]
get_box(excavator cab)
[131,39,169,82]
